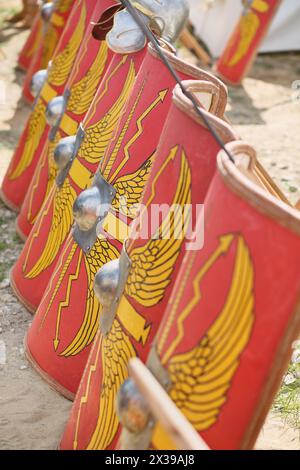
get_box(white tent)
[188,0,300,58]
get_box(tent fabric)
[188,0,300,58]
[261,1,300,52]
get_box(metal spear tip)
[94,259,120,308]
[117,378,151,434]
[54,135,76,170]
[45,95,65,127]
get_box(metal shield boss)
[18,10,43,72]
[23,46,221,405]
[216,0,282,85]
[58,70,236,450]
[10,20,149,316]
[16,0,118,240]
[118,141,300,450]
[0,0,92,212]
[22,0,73,104]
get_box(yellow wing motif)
[79,61,136,164]
[112,153,155,218]
[48,3,86,87]
[67,42,108,115]
[60,237,120,357]
[25,180,77,278]
[227,11,260,67]
[87,320,136,450]
[166,236,255,431]
[9,100,47,180]
[252,0,269,13]
[226,0,270,69]
[125,150,191,307]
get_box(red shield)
[11,45,147,314]
[18,11,43,72]
[59,77,237,450]
[216,0,282,85]
[23,49,227,404]
[140,141,300,450]
[16,0,118,239]
[22,0,75,103]
[0,0,97,212]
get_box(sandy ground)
[0,3,300,451]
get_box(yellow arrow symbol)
[84,54,129,124]
[145,144,178,209]
[38,237,75,332]
[159,234,235,362]
[102,79,147,179]
[73,335,102,449]
[195,234,235,281]
[23,185,56,273]
[67,31,90,85]
[109,88,169,182]
[53,248,83,350]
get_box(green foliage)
[0,261,9,282]
[273,345,300,431]
[0,240,8,251]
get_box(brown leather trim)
[218,142,300,235]
[148,42,228,117]
[253,160,290,205]
[24,334,75,401]
[176,79,226,118]
[173,79,228,121]
[173,84,238,144]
